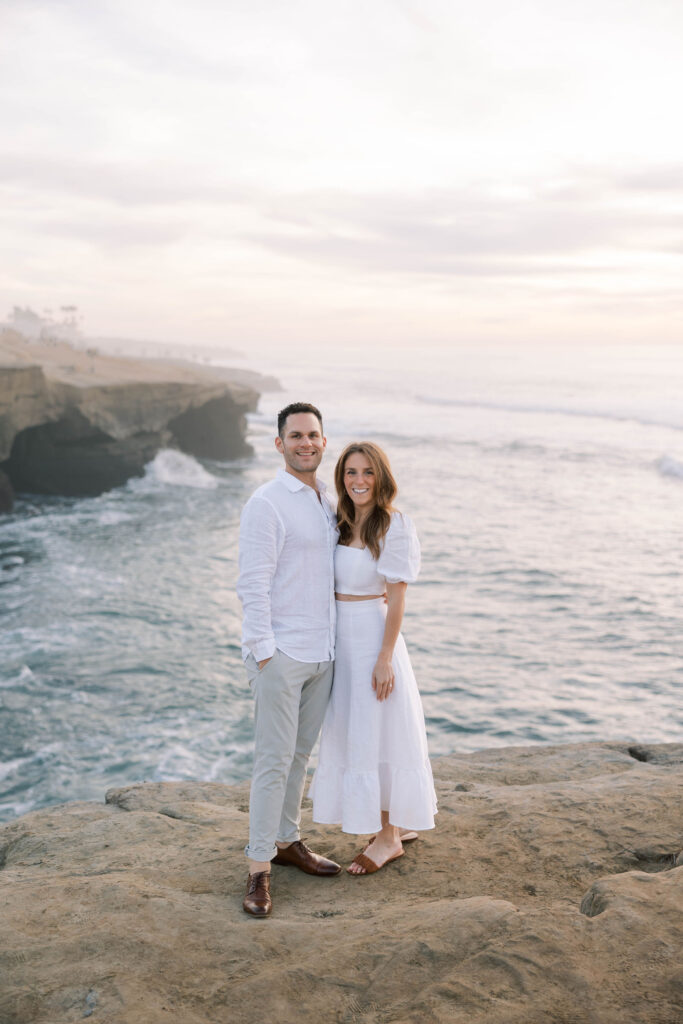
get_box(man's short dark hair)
[277,402,324,438]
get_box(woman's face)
[343,452,376,512]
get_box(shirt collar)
[277,467,328,494]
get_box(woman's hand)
[372,582,405,701]
[372,654,395,702]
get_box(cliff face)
[0,332,267,506]
[0,742,681,1024]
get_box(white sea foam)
[138,449,219,490]
[98,509,134,526]
[0,664,35,689]
[0,797,35,819]
[657,455,683,479]
[1,555,25,567]
[0,754,32,781]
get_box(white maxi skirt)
[309,598,437,835]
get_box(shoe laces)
[247,871,269,894]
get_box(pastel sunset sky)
[1,0,682,354]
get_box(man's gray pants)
[244,648,334,862]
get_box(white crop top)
[334,513,421,595]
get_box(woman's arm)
[372,581,408,702]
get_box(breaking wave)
[136,450,219,490]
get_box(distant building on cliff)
[2,305,84,346]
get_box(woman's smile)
[344,452,376,508]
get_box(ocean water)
[1,341,682,823]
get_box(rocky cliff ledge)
[0,331,276,509]
[0,742,681,1024]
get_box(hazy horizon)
[2,0,683,354]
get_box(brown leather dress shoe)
[243,871,272,917]
[271,840,341,876]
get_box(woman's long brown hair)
[335,442,398,558]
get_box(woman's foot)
[370,827,419,843]
[347,831,403,874]
[399,830,418,843]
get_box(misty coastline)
[0,328,279,512]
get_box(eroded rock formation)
[0,742,680,1024]
[0,331,270,506]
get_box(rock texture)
[0,742,681,1024]
[0,331,273,504]
[0,467,12,512]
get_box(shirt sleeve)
[236,495,285,661]
[377,513,421,584]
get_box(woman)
[309,442,437,874]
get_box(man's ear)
[275,435,284,454]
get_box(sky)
[1,0,683,355]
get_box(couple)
[237,402,437,917]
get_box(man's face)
[275,412,326,478]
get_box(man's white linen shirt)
[237,468,337,663]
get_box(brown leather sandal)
[347,847,405,875]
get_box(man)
[237,402,340,917]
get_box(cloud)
[0,154,249,207]
[0,0,245,83]
[39,217,189,249]
[1,1,683,344]
[615,166,683,193]
[4,151,683,279]
[243,180,683,275]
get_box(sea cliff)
[0,741,681,1023]
[0,331,276,510]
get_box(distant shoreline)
[0,329,279,510]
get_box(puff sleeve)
[377,513,421,584]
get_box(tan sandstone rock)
[0,741,681,1023]
[0,331,274,502]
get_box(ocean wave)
[0,754,33,782]
[416,394,683,432]
[657,455,683,479]
[135,450,219,491]
[0,664,35,689]
[97,509,134,526]
[1,554,25,568]
[0,796,35,819]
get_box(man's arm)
[237,496,284,664]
